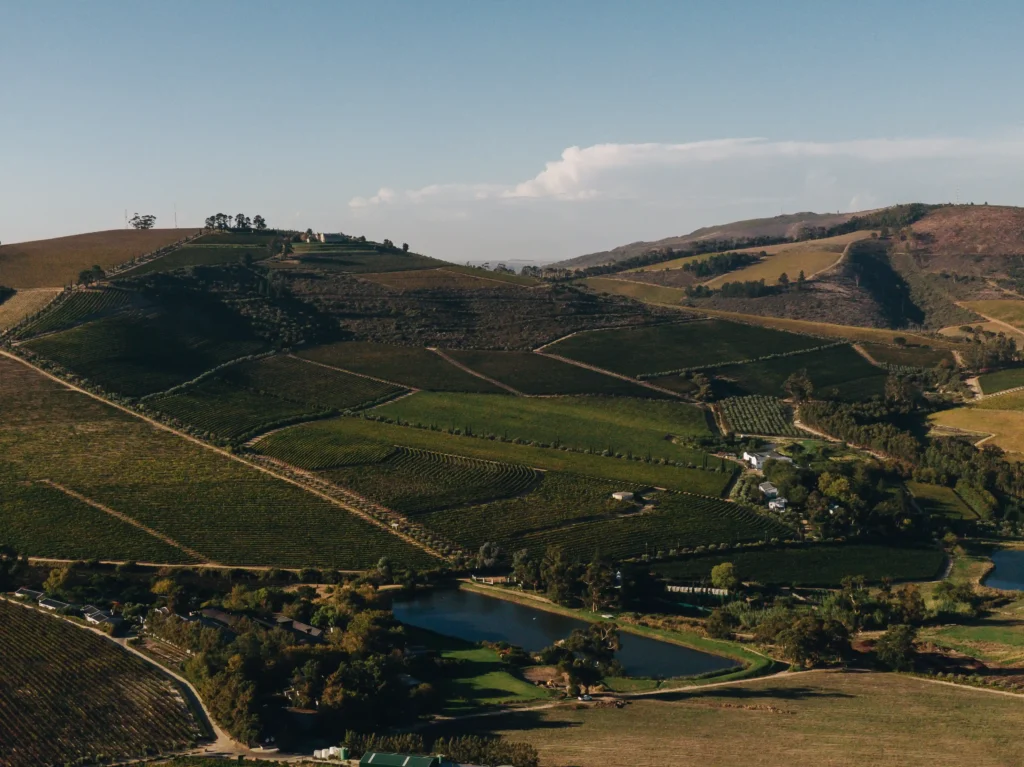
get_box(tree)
[476,542,502,569]
[778,272,790,290]
[402,243,409,252]
[710,562,739,591]
[783,369,814,402]
[204,215,217,229]
[875,624,916,670]
[582,552,617,612]
[43,565,71,595]
[235,213,251,230]
[775,616,849,667]
[796,270,806,290]
[540,546,576,604]
[691,372,714,402]
[511,549,541,591]
[252,215,267,231]
[77,265,106,285]
[129,213,156,230]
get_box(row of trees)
[205,212,268,231]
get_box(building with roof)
[768,497,789,512]
[38,597,73,612]
[359,754,441,767]
[14,587,43,601]
[758,481,778,498]
[611,491,635,501]
[742,451,793,471]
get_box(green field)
[705,344,885,400]
[0,357,437,568]
[445,349,661,396]
[652,544,946,586]
[23,306,266,397]
[860,342,954,369]
[547,319,822,377]
[257,416,734,495]
[423,478,791,562]
[375,392,717,465]
[446,671,1024,767]
[978,367,1024,395]
[0,600,205,767]
[718,395,802,436]
[119,245,271,276]
[297,342,505,392]
[13,287,136,339]
[907,481,977,520]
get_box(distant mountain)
[555,211,867,269]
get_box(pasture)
[118,244,271,276]
[451,671,1024,767]
[718,395,802,436]
[653,544,945,586]
[0,356,436,568]
[0,287,61,332]
[962,299,1024,329]
[929,407,1024,455]
[978,367,1024,395]
[703,247,842,288]
[547,319,822,377]
[297,342,505,392]
[907,480,976,519]
[375,392,716,465]
[444,349,663,396]
[258,416,735,495]
[0,600,205,767]
[0,228,201,288]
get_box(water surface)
[393,588,735,679]
[984,549,1024,591]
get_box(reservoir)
[393,587,737,679]
[984,549,1024,591]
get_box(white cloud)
[350,135,1024,209]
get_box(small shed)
[611,491,635,502]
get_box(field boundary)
[429,347,524,395]
[533,350,684,398]
[38,479,211,563]
[287,353,418,390]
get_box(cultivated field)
[653,544,945,586]
[860,342,954,369]
[297,342,505,392]
[440,264,541,285]
[13,286,136,339]
[456,671,1024,767]
[290,242,441,273]
[358,267,531,291]
[907,480,977,519]
[118,244,271,276]
[547,319,822,377]
[257,416,735,495]
[583,277,689,305]
[929,408,1024,455]
[975,389,1024,410]
[703,248,843,288]
[375,392,717,465]
[718,395,802,436]
[977,368,1024,395]
[0,357,436,568]
[0,228,200,288]
[0,600,205,767]
[0,287,61,332]
[444,349,663,396]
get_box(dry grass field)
[929,407,1024,455]
[458,671,1024,767]
[583,277,688,304]
[961,300,1024,330]
[703,248,843,288]
[0,229,200,288]
[0,288,61,331]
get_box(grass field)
[703,248,842,288]
[548,320,822,377]
[962,299,1024,329]
[706,344,885,400]
[0,356,436,568]
[421,474,786,559]
[922,595,1024,668]
[23,306,267,397]
[259,416,735,495]
[860,342,954,369]
[929,407,1024,455]
[0,600,204,767]
[653,544,945,586]
[444,349,664,396]
[0,287,61,331]
[907,480,977,519]
[118,244,271,276]
[297,342,505,392]
[0,229,201,288]
[975,389,1024,410]
[718,396,802,436]
[375,392,717,465]
[446,671,1024,767]
[978,367,1024,395]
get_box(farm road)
[533,350,684,398]
[428,346,525,395]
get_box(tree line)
[204,212,268,231]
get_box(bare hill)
[0,229,200,289]
[557,211,863,269]
[906,205,1024,276]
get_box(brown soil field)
[0,229,200,288]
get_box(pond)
[393,588,737,679]
[984,549,1024,591]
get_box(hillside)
[0,228,200,289]
[556,210,863,269]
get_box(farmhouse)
[768,497,789,512]
[611,491,635,501]
[14,587,43,601]
[758,481,778,498]
[742,451,793,471]
[82,605,122,627]
[273,614,324,643]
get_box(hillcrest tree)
[129,213,156,230]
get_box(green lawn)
[375,392,715,464]
[978,367,1024,395]
[907,481,977,520]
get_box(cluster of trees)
[339,732,537,767]
[129,213,156,230]
[799,398,921,464]
[77,264,106,285]
[686,272,808,300]
[538,622,623,693]
[204,213,268,231]
[960,331,1018,370]
[682,251,760,278]
[796,204,937,241]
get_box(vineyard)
[119,244,272,276]
[13,287,136,339]
[0,357,436,569]
[978,367,1024,395]
[547,319,822,377]
[359,268,524,291]
[445,349,661,396]
[376,392,718,466]
[0,600,205,767]
[291,241,442,273]
[297,342,504,392]
[652,544,946,586]
[253,425,398,469]
[859,342,954,369]
[907,481,977,520]
[322,447,543,514]
[440,264,542,285]
[719,396,802,437]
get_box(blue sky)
[3,1,1024,263]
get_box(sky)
[3,1,1024,265]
